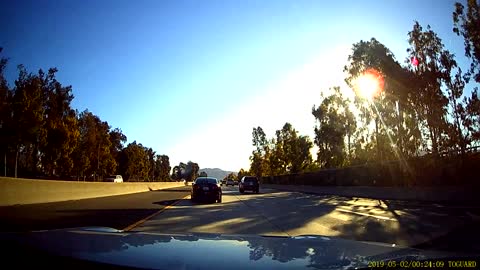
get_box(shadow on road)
[139,191,338,238]
[152,200,179,206]
[410,215,480,254]
[141,189,480,254]
[381,199,480,254]
[0,187,190,232]
[150,189,190,192]
[0,208,159,232]
[149,186,191,192]
[328,197,480,254]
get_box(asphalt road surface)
[1,185,479,254]
[0,186,190,232]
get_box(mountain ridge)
[199,168,236,180]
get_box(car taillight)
[193,184,199,189]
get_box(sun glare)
[354,69,384,100]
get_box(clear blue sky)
[0,0,471,171]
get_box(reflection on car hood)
[0,227,472,270]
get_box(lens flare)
[411,56,419,67]
[354,68,384,100]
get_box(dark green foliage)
[0,48,171,181]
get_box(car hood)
[0,227,474,270]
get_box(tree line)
[171,161,200,182]
[0,50,181,181]
[245,1,480,177]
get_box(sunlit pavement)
[132,186,480,253]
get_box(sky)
[0,0,471,172]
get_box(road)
[1,185,479,254]
[0,186,190,232]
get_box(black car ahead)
[191,177,222,203]
[239,176,259,194]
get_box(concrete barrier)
[261,153,480,187]
[262,184,480,203]
[0,177,185,206]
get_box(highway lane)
[133,185,480,254]
[1,184,479,253]
[0,186,191,232]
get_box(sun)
[354,68,384,100]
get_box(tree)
[171,166,180,180]
[237,168,247,182]
[185,161,199,182]
[121,141,149,181]
[39,68,79,177]
[0,48,12,177]
[266,137,284,175]
[72,110,94,179]
[453,0,480,83]
[171,161,198,182]
[406,22,452,155]
[2,62,66,178]
[11,65,45,177]
[50,110,79,177]
[249,123,314,175]
[72,110,116,180]
[440,51,469,153]
[276,123,313,173]
[224,172,236,180]
[154,154,171,181]
[0,49,168,180]
[312,87,354,168]
[252,126,268,155]
[344,38,419,160]
[291,135,314,173]
[249,127,269,177]
[249,151,264,177]
[199,171,207,177]
[171,162,186,180]
[109,128,127,170]
[461,89,480,144]
[145,147,155,181]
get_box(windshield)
[244,177,258,183]
[1,0,479,264]
[194,178,218,185]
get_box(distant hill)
[199,168,235,180]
